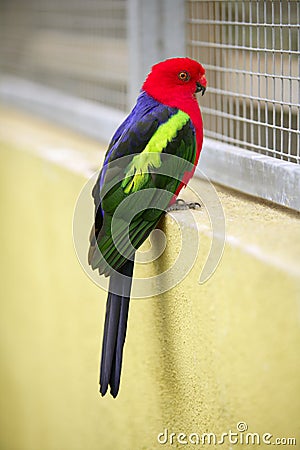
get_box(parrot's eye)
[178,71,190,82]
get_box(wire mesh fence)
[187,0,300,164]
[0,0,128,111]
[1,0,300,171]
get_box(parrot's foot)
[166,198,201,212]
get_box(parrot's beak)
[195,82,206,96]
[196,74,207,96]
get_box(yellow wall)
[0,106,299,449]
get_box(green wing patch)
[91,109,196,276]
[122,110,190,194]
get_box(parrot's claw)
[166,198,201,212]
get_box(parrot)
[88,57,207,397]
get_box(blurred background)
[0,1,299,449]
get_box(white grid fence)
[187,0,300,165]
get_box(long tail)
[99,259,134,397]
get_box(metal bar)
[187,41,299,55]
[228,1,234,143]
[271,2,277,159]
[221,2,228,140]
[214,2,222,139]
[256,0,262,151]
[242,2,247,149]
[127,0,186,108]
[199,137,300,212]
[249,2,254,150]
[187,20,300,28]
[201,65,299,82]
[279,1,284,161]
[288,1,292,162]
[234,1,240,144]
[203,133,299,162]
[263,1,269,156]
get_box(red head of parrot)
[142,57,207,166]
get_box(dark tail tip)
[110,388,119,398]
[100,384,108,397]
[99,259,134,398]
